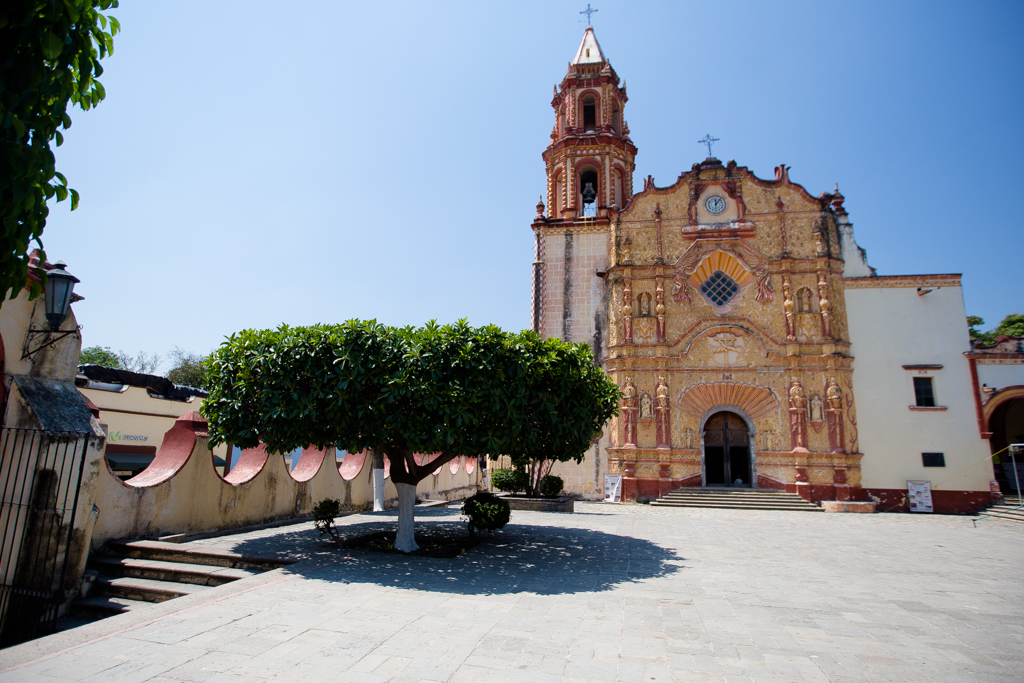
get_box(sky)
[41,0,1024,369]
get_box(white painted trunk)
[394,482,419,552]
[372,468,385,512]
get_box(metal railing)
[0,428,90,647]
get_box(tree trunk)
[372,449,385,512]
[394,482,419,552]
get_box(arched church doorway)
[703,411,751,487]
[990,397,1024,497]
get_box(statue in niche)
[797,288,814,313]
[684,427,695,450]
[640,392,653,419]
[808,394,824,422]
[655,377,671,448]
[763,429,774,452]
[788,378,808,450]
[642,293,652,316]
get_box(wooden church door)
[703,411,751,487]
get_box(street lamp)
[21,261,82,361]
[43,261,80,331]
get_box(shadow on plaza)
[232,509,684,596]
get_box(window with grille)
[700,270,740,307]
[913,377,936,407]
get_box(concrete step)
[651,501,823,511]
[976,505,1024,522]
[94,576,211,603]
[652,488,821,511]
[69,596,144,619]
[105,540,291,572]
[89,555,257,587]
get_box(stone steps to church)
[651,489,822,511]
[975,504,1024,523]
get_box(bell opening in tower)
[580,169,598,217]
[583,96,596,132]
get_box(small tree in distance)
[166,346,210,389]
[79,345,121,367]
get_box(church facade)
[530,27,997,513]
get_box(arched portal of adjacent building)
[702,411,753,487]
[989,396,1024,496]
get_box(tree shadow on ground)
[231,508,684,596]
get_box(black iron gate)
[0,428,90,647]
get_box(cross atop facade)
[698,134,720,158]
[580,4,598,24]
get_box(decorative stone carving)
[788,378,808,450]
[684,427,695,450]
[826,377,845,453]
[708,332,746,368]
[678,382,778,421]
[639,392,653,419]
[818,273,833,339]
[622,235,633,264]
[782,276,796,342]
[655,279,666,342]
[640,292,651,316]
[622,376,637,448]
[756,274,773,302]
[808,394,823,422]
[655,376,671,448]
[622,280,633,344]
[762,429,774,451]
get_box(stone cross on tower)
[579,4,598,24]
[698,133,720,158]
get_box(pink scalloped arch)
[677,382,779,421]
[290,445,327,482]
[465,456,476,475]
[449,457,460,475]
[339,449,367,481]
[125,412,202,488]
[224,444,271,485]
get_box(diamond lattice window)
[700,270,740,307]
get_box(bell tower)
[544,26,636,219]
[531,26,637,346]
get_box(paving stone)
[1,505,1022,682]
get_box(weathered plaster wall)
[91,412,481,544]
[846,281,993,507]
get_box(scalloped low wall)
[91,412,481,544]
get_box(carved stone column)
[658,462,672,497]
[782,275,796,342]
[622,376,637,448]
[795,465,811,501]
[788,378,808,450]
[655,279,666,342]
[622,459,637,502]
[818,272,833,340]
[622,278,633,344]
[825,377,845,453]
[655,376,671,449]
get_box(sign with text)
[604,474,622,503]
[907,480,933,513]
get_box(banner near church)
[907,480,933,513]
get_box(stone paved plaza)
[1,504,1022,682]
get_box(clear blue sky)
[43,0,1024,366]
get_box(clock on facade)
[705,195,726,214]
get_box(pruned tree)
[1,1,119,301]
[503,334,620,497]
[201,320,619,552]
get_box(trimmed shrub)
[313,498,344,545]
[490,467,527,493]
[462,491,511,536]
[539,474,564,497]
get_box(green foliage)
[202,320,619,498]
[995,314,1024,338]
[461,491,510,536]
[79,345,120,368]
[1,1,119,302]
[166,346,211,390]
[312,497,343,545]
[968,314,1024,346]
[490,468,527,493]
[539,474,564,497]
